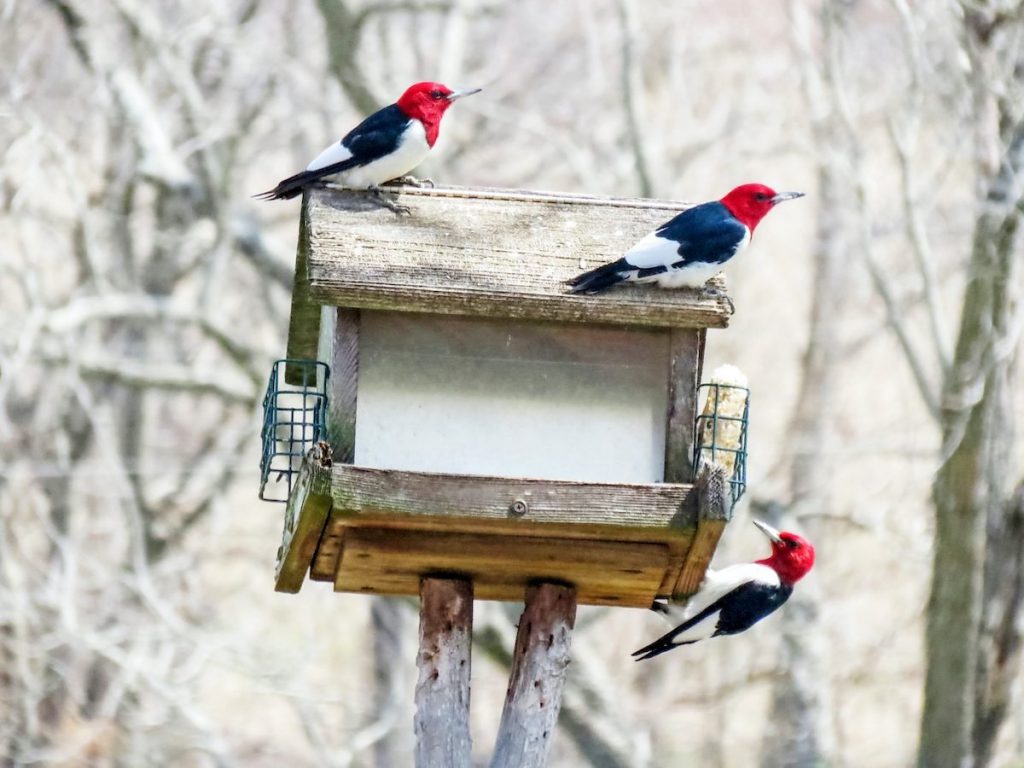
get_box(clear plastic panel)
[355,311,670,482]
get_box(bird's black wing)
[255,105,412,200]
[711,581,793,636]
[337,104,412,164]
[631,581,793,661]
[655,201,749,266]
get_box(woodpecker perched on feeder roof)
[632,519,814,660]
[567,184,804,308]
[256,82,481,201]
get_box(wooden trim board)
[327,465,697,538]
[285,197,322,384]
[275,462,733,607]
[308,465,699,605]
[274,451,333,593]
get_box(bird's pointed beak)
[446,87,482,102]
[752,519,784,544]
[770,191,804,205]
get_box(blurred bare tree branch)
[2,0,1023,766]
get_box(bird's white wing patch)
[622,232,681,269]
[306,141,354,172]
[657,563,780,628]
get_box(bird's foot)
[384,175,434,189]
[700,286,735,315]
[368,185,411,216]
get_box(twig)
[613,0,654,197]
[44,353,256,404]
[819,1,941,420]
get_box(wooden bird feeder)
[268,186,741,768]
[270,184,736,766]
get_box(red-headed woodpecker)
[256,82,481,201]
[632,519,815,660]
[567,184,804,307]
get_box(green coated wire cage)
[692,382,750,503]
[259,359,330,503]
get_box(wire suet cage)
[692,382,749,503]
[259,359,330,503]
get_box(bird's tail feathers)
[256,156,364,201]
[631,634,698,661]
[566,259,632,294]
[632,597,723,660]
[253,169,319,201]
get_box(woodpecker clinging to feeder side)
[256,82,481,202]
[566,184,804,311]
[632,519,814,660]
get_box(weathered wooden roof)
[286,185,731,363]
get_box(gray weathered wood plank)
[489,583,577,768]
[414,578,473,768]
[664,328,702,483]
[671,462,733,598]
[274,447,333,593]
[328,465,697,539]
[285,195,322,383]
[328,307,360,462]
[305,185,732,329]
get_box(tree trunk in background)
[919,119,1023,767]
[917,6,1024,761]
[759,163,845,768]
[973,482,1024,766]
[372,598,411,768]
[313,0,381,116]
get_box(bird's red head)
[752,519,815,585]
[395,82,481,146]
[719,183,804,232]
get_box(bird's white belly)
[655,260,725,288]
[338,121,431,188]
[626,229,749,289]
[629,259,725,289]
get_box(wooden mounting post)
[490,582,578,768]
[414,577,474,768]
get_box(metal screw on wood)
[509,499,529,516]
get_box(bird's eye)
[756,193,769,201]
[788,540,800,548]
[430,90,443,99]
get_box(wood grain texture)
[333,527,668,607]
[329,465,697,540]
[670,463,733,598]
[294,461,729,602]
[285,195,322,384]
[328,307,360,462]
[310,517,345,582]
[304,185,732,329]
[414,578,473,768]
[489,583,577,768]
[274,450,333,593]
[664,328,702,483]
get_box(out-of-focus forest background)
[2,0,1023,766]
